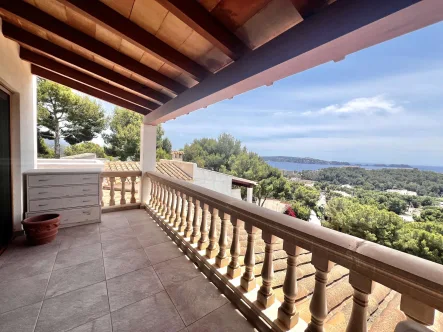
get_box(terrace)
[0,209,256,332]
[0,0,443,331]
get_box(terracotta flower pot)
[22,214,61,245]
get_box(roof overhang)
[1,0,442,122]
[144,0,443,124]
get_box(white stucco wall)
[0,18,37,231]
[140,124,157,205]
[193,168,233,197]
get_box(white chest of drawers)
[24,169,102,228]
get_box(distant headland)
[261,156,412,168]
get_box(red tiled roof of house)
[104,160,192,181]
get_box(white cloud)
[301,95,403,116]
[278,65,443,104]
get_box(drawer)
[27,206,100,226]
[66,196,99,208]
[28,174,99,187]
[29,195,99,212]
[28,184,98,200]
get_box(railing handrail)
[146,171,443,312]
[101,170,142,177]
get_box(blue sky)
[97,22,443,166]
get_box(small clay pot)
[22,214,61,245]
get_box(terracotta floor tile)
[104,249,150,279]
[107,267,164,311]
[35,282,109,332]
[111,291,184,332]
[46,258,105,298]
[144,241,184,265]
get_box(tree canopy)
[104,107,171,161]
[301,167,443,197]
[37,78,106,158]
[183,133,242,170]
[183,134,293,206]
[64,142,107,158]
[413,207,443,223]
[324,197,443,263]
[103,107,142,161]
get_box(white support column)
[140,123,157,206]
[246,187,253,203]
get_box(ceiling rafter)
[55,0,211,81]
[1,22,171,104]
[31,65,150,115]
[290,0,330,18]
[21,48,158,111]
[154,0,249,60]
[0,1,186,94]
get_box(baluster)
[174,190,182,228]
[257,233,278,308]
[99,176,104,207]
[216,212,230,268]
[184,196,194,238]
[190,200,202,244]
[169,189,177,225]
[227,217,244,278]
[157,183,164,216]
[130,176,137,203]
[155,182,161,211]
[346,271,374,332]
[206,207,219,258]
[109,177,116,206]
[394,295,435,332]
[198,204,210,250]
[307,253,333,332]
[164,186,172,219]
[164,187,172,220]
[160,185,168,217]
[120,177,127,205]
[240,224,258,291]
[278,243,302,329]
[178,193,187,232]
[151,181,158,209]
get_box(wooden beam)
[31,65,150,115]
[291,0,329,18]
[0,1,187,94]
[1,22,171,104]
[144,0,431,124]
[20,48,158,111]
[154,0,248,59]
[55,0,211,80]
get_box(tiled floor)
[0,210,257,332]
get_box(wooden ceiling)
[0,0,332,115]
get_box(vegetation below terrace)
[183,134,443,264]
[300,167,443,196]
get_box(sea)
[266,161,443,173]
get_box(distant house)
[386,189,417,196]
[106,159,257,202]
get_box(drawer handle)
[38,179,49,182]
[82,200,91,203]
[82,211,91,215]
[82,178,92,180]
[38,192,48,195]
[38,204,48,207]
[82,189,90,192]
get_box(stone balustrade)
[100,170,142,211]
[145,171,443,332]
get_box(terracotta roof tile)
[105,161,141,171]
[155,160,192,181]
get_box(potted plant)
[22,214,61,245]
